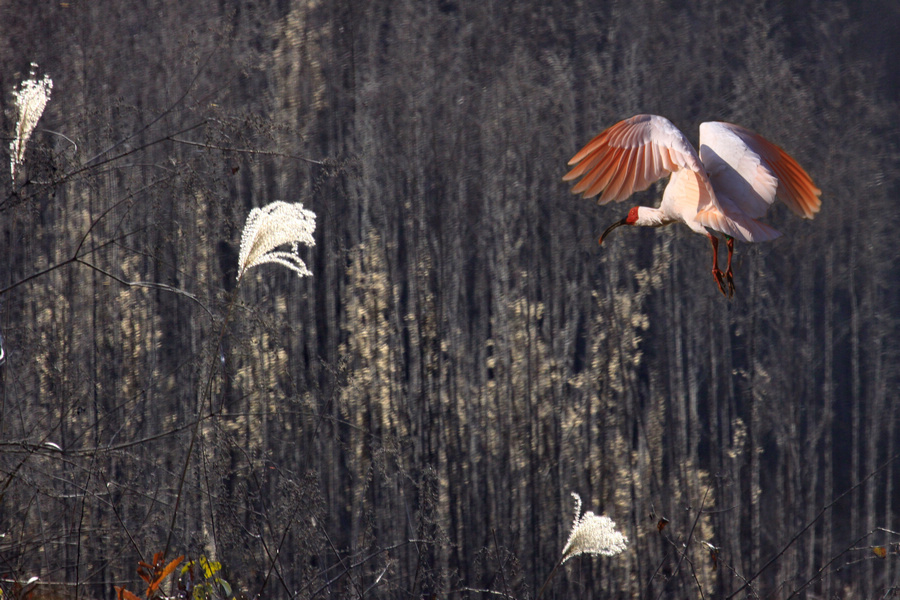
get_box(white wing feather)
[700,121,822,219]
[699,121,778,219]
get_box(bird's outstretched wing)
[698,122,821,221]
[563,114,715,206]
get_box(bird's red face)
[625,206,640,224]
[599,207,639,245]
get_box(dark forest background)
[2,0,900,598]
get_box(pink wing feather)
[563,114,713,205]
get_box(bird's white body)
[563,114,821,295]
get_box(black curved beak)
[598,218,628,245]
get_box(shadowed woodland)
[1,0,900,598]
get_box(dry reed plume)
[10,63,52,182]
[236,201,317,281]
[561,492,628,561]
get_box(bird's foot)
[725,268,735,298]
[712,268,728,297]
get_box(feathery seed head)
[10,63,53,182]
[561,492,628,562]
[237,201,317,281]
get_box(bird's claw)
[712,268,728,297]
[712,268,736,298]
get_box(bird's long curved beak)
[598,218,628,245]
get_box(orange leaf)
[147,555,184,595]
[159,556,184,583]
[657,517,669,532]
[114,586,141,600]
[873,546,888,559]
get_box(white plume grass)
[537,492,628,599]
[561,492,628,561]
[237,201,316,281]
[10,63,53,182]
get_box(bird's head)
[598,206,640,245]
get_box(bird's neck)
[635,206,676,228]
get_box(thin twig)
[491,528,511,597]
[163,285,240,560]
[303,540,432,599]
[61,121,208,184]
[655,485,712,600]
[318,524,364,599]
[786,529,875,599]
[74,259,211,317]
[105,481,144,559]
[362,564,389,596]
[251,463,301,599]
[717,558,757,599]
[81,39,217,168]
[452,587,518,598]
[726,449,900,598]
[0,177,168,296]
[169,137,326,165]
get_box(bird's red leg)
[725,235,735,297]
[707,233,727,296]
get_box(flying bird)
[563,114,821,296]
